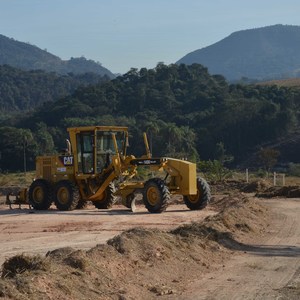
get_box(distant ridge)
[260,77,300,88]
[177,25,300,81]
[0,34,115,78]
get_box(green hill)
[177,25,300,81]
[2,63,299,171]
[0,34,115,77]
[0,64,109,115]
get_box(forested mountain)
[177,25,300,81]
[1,63,300,171]
[0,34,115,77]
[0,65,110,116]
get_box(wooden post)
[273,172,277,186]
[282,174,285,186]
[23,137,27,178]
[246,169,249,183]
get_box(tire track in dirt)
[181,198,300,300]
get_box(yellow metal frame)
[29,126,198,207]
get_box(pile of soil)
[256,185,300,198]
[0,194,269,300]
[210,179,272,194]
[240,180,272,193]
[210,180,246,193]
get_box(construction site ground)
[0,201,216,265]
[0,185,300,299]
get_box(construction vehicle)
[7,126,210,213]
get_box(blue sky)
[0,0,300,73]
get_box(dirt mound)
[240,180,272,193]
[256,185,300,198]
[211,179,300,198]
[176,195,268,243]
[46,247,76,260]
[0,194,269,300]
[210,179,272,194]
[210,179,245,193]
[210,194,248,210]
[1,254,48,279]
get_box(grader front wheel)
[184,177,210,210]
[143,178,170,213]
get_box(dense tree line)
[0,65,110,117]
[1,63,300,171]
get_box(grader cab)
[13,126,211,213]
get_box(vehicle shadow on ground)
[220,235,300,258]
[0,206,191,216]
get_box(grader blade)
[130,196,137,212]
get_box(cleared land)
[0,201,216,265]
[0,186,300,299]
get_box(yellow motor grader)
[8,126,210,213]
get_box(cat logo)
[59,156,74,166]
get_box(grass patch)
[1,254,48,278]
[0,171,35,187]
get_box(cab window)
[76,132,94,174]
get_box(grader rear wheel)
[29,179,53,210]
[184,177,210,210]
[93,182,117,209]
[54,180,80,211]
[143,178,170,213]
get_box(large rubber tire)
[54,180,80,211]
[184,177,211,210]
[29,179,53,210]
[93,182,117,209]
[143,178,170,213]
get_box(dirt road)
[1,196,300,299]
[182,198,300,300]
[0,202,216,265]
